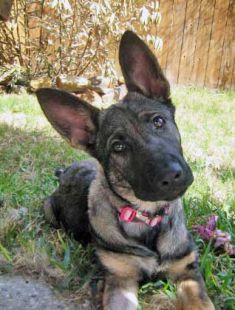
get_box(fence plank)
[156,0,174,74]
[164,0,187,84]
[178,0,202,85]
[231,61,235,90]
[217,1,235,89]
[190,0,216,86]
[229,60,235,90]
[204,0,230,88]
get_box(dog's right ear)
[119,31,170,100]
[36,88,99,153]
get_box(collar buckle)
[119,205,167,227]
[119,206,137,222]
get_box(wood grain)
[204,0,230,88]
[217,0,235,89]
[155,0,234,89]
[178,0,202,85]
[165,0,187,84]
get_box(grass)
[0,87,234,309]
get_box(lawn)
[0,87,234,309]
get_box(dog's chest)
[121,209,188,257]
[121,216,168,250]
[121,221,152,238]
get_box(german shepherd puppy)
[36,31,215,310]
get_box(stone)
[30,77,52,91]
[0,276,80,310]
[101,89,117,108]
[115,84,127,100]
[77,90,103,109]
[56,75,91,92]
[101,86,126,107]
[118,76,125,85]
[10,85,27,94]
[89,76,113,95]
[0,85,6,94]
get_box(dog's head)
[36,31,193,202]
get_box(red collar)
[119,205,170,227]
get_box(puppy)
[37,31,215,310]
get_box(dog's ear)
[36,88,99,153]
[119,30,170,99]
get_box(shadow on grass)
[0,123,88,202]
[0,123,94,292]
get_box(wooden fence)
[1,0,234,90]
[155,0,234,89]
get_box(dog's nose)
[159,162,183,190]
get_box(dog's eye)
[112,141,126,153]
[153,116,165,128]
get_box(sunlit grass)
[0,88,234,309]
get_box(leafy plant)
[0,0,162,83]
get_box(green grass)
[0,88,234,309]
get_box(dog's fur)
[36,31,215,310]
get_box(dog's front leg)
[103,275,138,310]
[167,251,215,310]
[98,249,157,310]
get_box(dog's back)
[44,159,96,243]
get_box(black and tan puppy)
[36,31,215,310]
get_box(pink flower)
[207,215,218,231]
[192,214,234,256]
[192,225,214,240]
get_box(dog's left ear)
[119,31,170,100]
[36,88,99,153]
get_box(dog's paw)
[176,280,215,310]
[142,293,176,310]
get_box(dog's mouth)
[134,187,188,202]
[134,174,194,202]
